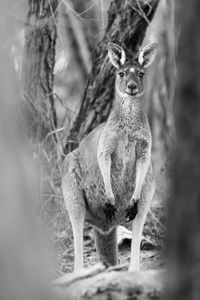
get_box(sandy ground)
[52,205,166,276]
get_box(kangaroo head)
[108,42,158,98]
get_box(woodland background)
[0,0,200,299]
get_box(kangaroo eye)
[138,72,145,78]
[119,72,124,78]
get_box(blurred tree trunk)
[145,0,176,172]
[65,0,160,152]
[73,0,101,55]
[0,10,56,300]
[22,0,58,144]
[166,1,200,299]
[64,9,91,84]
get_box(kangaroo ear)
[138,42,158,68]
[108,43,126,68]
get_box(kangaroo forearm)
[97,152,113,194]
[132,137,151,200]
[133,157,150,200]
[97,127,116,197]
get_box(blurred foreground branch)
[54,264,165,300]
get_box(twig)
[52,262,106,287]
[62,0,97,20]
[129,0,151,25]
[100,0,105,32]
[47,0,65,46]
[142,235,155,246]
[106,263,129,272]
[44,127,65,140]
[149,208,165,230]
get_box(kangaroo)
[62,42,158,272]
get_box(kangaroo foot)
[104,203,117,222]
[126,201,138,222]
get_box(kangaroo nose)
[127,82,137,90]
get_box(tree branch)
[53,266,165,300]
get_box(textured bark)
[166,1,200,299]
[66,0,160,152]
[22,0,58,142]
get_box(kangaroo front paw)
[126,201,138,222]
[104,203,117,222]
[106,191,115,206]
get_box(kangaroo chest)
[111,108,148,169]
[115,131,136,164]
[111,124,138,185]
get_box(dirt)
[52,206,166,276]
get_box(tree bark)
[166,1,200,299]
[65,0,160,152]
[22,0,58,143]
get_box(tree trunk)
[144,0,176,172]
[0,14,55,300]
[65,0,160,152]
[166,1,200,299]
[22,0,58,143]
[73,0,102,54]
[64,9,91,84]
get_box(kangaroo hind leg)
[129,175,155,272]
[62,151,85,272]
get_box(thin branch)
[149,208,165,230]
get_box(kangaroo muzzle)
[126,81,138,96]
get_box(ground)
[47,204,166,277]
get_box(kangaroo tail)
[94,227,118,266]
